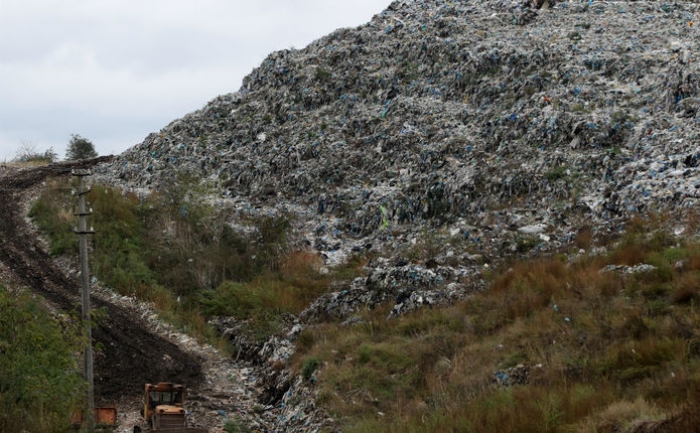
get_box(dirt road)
[0,158,203,402]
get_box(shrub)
[223,417,250,433]
[302,357,319,381]
[28,181,78,255]
[0,286,85,433]
[291,215,700,432]
[12,142,58,164]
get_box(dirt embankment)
[0,158,203,402]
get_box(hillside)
[34,0,700,431]
[97,0,699,258]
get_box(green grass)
[27,186,78,255]
[28,178,363,346]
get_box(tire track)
[0,158,203,401]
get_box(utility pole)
[72,169,95,432]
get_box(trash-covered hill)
[97,0,699,296]
[91,1,700,430]
[97,0,699,259]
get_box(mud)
[0,158,203,402]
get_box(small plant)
[302,357,319,381]
[515,234,540,253]
[223,417,250,433]
[296,328,316,352]
[574,225,594,250]
[316,66,332,82]
[545,165,568,182]
[12,141,58,164]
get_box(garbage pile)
[494,364,540,387]
[96,0,700,263]
[91,0,700,430]
[298,258,481,323]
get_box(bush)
[29,178,309,344]
[292,218,700,432]
[28,181,78,255]
[302,357,320,381]
[12,142,58,164]
[0,286,84,433]
[223,417,251,433]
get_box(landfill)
[96,0,700,263]
[91,0,700,431]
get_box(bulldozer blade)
[151,429,208,433]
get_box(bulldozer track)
[0,158,203,402]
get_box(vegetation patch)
[26,176,700,432]
[291,215,700,432]
[0,285,85,433]
[28,178,362,346]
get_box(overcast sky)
[0,0,389,162]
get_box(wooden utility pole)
[72,169,95,432]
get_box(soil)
[0,157,204,403]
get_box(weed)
[302,357,320,381]
[287,214,700,431]
[223,417,250,433]
[28,180,78,255]
[29,178,304,345]
[574,225,594,250]
[316,67,332,82]
[296,328,316,352]
[545,165,569,182]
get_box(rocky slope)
[91,0,700,430]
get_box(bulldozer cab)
[138,382,206,432]
[148,388,183,410]
[143,383,185,421]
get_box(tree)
[65,134,98,160]
[42,147,58,162]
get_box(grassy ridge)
[292,218,700,432]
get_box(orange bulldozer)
[133,382,207,433]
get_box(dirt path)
[0,158,203,402]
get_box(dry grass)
[282,250,324,273]
[293,219,700,432]
[2,160,52,168]
[583,397,667,433]
[575,225,594,250]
